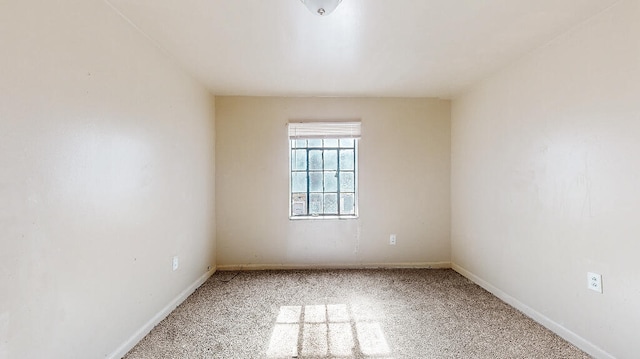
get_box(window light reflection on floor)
[266,303,392,358]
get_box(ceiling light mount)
[300,0,343,16]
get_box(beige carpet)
[124,269,590,359]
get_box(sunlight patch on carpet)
[266,303,392,358]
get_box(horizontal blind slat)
[288,121,361,139]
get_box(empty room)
[1,0,638,358]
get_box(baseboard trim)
[451,263,614,359]
[107,267,217,359]
[217,261,451,271]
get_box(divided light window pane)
[309,150,323,170]
[340,172,355,192]
[324,150,337,170]
[309,172,323,192]
[292,150,306,170]
[289,136,358,218]
[324,172,337,192]
[340,150,354,170]
[324,139,339,147]
[308,139,322,147]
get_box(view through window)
[290,138,358,217]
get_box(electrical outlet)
[389,234,396,245]
[587,272,602,293]
[172,256,179,271]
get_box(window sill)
[289,215,359,220]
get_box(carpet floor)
[123,269,590,359]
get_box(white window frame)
[288,121,360,220]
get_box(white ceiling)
[106,0,616,98]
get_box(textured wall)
[216,97,450,268]
[0,1,216,358]
[451,1,640,358]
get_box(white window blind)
[288,121,361,139]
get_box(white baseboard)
[451,263,615,359]
[217,261,451,271]
[107,267,216,359]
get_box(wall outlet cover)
[587,272,602,293]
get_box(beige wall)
[451,1,640,358]
[0,1,216,358]
[216,97,450,268]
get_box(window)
[288,122,360,218]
